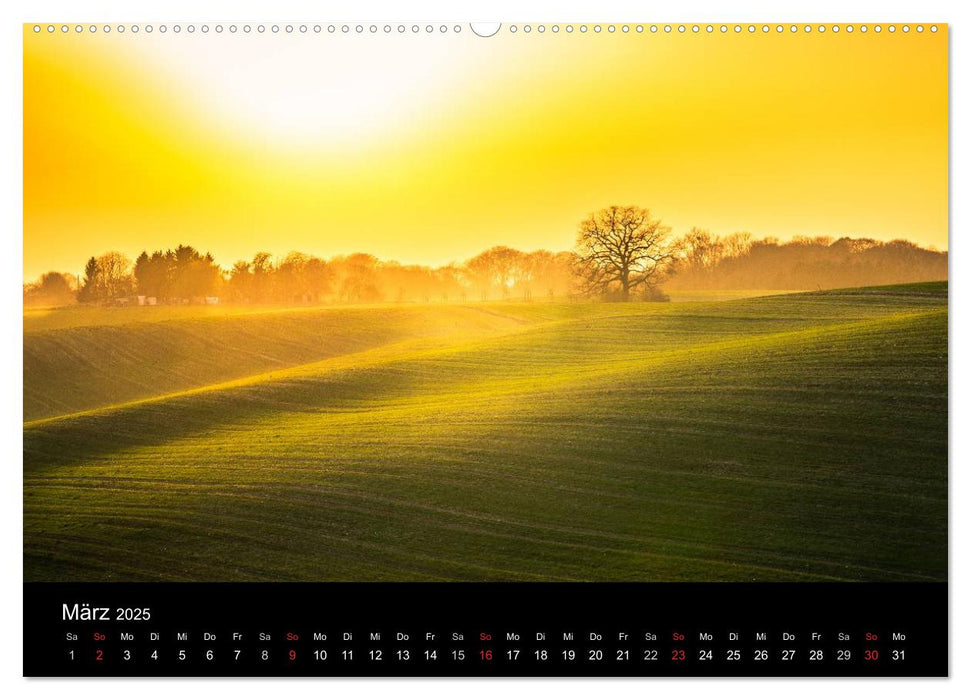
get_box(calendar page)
[22,21,948,677]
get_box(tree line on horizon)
[23,206,948,308]
[666,227,947,292]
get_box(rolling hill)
[23,283,948,582]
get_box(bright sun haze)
[23,26,947,281]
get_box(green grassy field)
[23,283,947,582]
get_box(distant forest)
[665,230,947,291]
[24,231,947,308]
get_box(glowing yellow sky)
[23,25,948,280]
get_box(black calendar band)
[24,582,947,677]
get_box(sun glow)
[124,32,506,149]
[24,26,947,281]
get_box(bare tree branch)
[573,205,676,301]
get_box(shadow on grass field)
[23,284,947,582]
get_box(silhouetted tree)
[337,253,382,303]
[250,252,275,301]
[77,257,100,303]
[465,250,497,300]
[463,246,525,300]
[514,250,570,300]
[227,260,253,302]
[275,252,333,303]
[132,245,220,301]
[303,255,333,303]
[78,252,132,302]
[573,205,677,301]
[23,272,75,307]
[435,264,466,302]
[722,231,752,259]
[133,250,171,298]
[676,227,724,272]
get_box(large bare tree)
[573,205,676,301]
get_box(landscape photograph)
[23,25,947,583]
